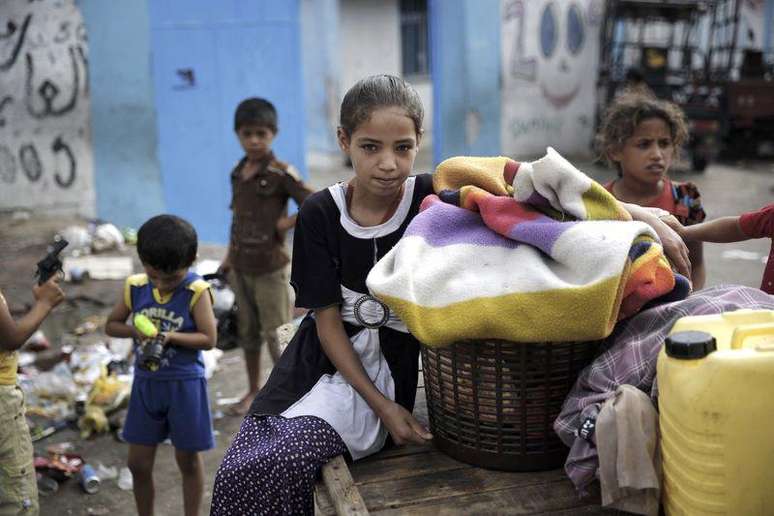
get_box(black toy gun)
[35,239,68,285]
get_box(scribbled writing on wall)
[0,0,94,214]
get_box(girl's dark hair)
[339,74,424,137]
[597,90,689,172]
[234,97,278,133]
[137,214,198,273]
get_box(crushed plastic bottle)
[117,467,133,491]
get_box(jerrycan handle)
[731,323,774,349]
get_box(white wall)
[500,0,605,159]
[0,0,95,215]
[337,0,433,137]
[339,0,401,94]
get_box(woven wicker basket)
[421,339,598,471]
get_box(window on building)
[400,0,430,77]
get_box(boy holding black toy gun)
[0,239,67,515]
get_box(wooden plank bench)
[315,378,613,515]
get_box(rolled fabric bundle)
[367,148,687,347]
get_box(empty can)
[79,463,100,494]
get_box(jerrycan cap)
[665,331,717,359]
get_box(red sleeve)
[739,204,774,239]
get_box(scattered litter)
[107,359,130,376]
[78,405,109,438]
[121,227,137,246]
[212,410,225,420]
[107,337,133,360]
[69,343,114,385]
[91,223,125,253]
[17,351,36,368]
[77,369,131,438]
[94,462,118,481]
[73,315,105,336]
[11,210,31,223]
[86,506,110,516]
[216,396,242,406]
[62,255,133,281]
[23,330,50,352]
[108,408,127,433]
[203,348,223,379]
[36,473,59,496]
[277,321,297,352]
[25,362,77,400]
[69,266,88,283]
[30,420,69,442]
[79,463,101,494]
[46,442,75,455]
[89,371,131,409]
[59,225,92,254]
[198,266,239,352]
[34,451,83,480]
[192,259,221,277]
[721,249,762,261]
[117,467,133,491]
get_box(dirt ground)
[0,155,771,515]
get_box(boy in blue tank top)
[106,214,217,516]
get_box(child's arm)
[162,290,217,350]
[276,175,314,234]
[105,294,141,340]
[688,241,706,290]
[682,216,747,243]
[276,214,299,234]
[0,278,64,351]
[315,305,432,445]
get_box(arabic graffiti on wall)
[0,0,94,214]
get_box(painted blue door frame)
[429,0,501,164]
[149,1,307,244]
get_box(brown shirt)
[229,153,312,275]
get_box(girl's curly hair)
[596,89,689,173]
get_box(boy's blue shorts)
[122,376,214,452]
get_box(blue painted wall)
[765,0,774,53]
[77,0,166,229]
[430,0,501,164]
[149,1,307,244]
[301,0,340,155]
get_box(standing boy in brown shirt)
[219,98,312,415]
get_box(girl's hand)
[32,277,65,310]
[622,203,691,279]
[651,216,692,280]
[378,401,432,445]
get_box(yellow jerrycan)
[657,309,774,515]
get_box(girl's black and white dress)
[211,174,433,516]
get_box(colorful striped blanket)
[366,148,689,347]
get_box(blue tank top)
[125,271,211,380]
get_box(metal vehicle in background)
[596,0,774,171]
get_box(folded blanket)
[367,147,688,347]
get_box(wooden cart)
[314,381,613,515]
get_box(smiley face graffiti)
[538,2,585,109]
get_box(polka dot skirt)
[210,414,347,515]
